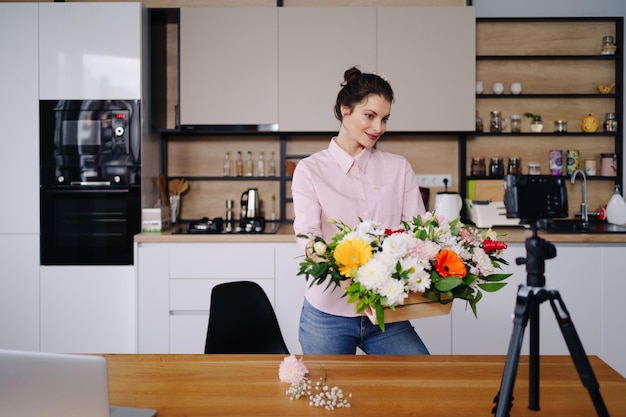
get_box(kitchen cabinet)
[451,243,603,357]
[179,8,278,127]
[136,239,625,372]
[0,3,40,351]
[376,7,476,132]
[40,266,136,353]
[39,2,142,100]
[137,242,284,354]
[277,7,377,132]
[277,7,475,132]
[462,17,623,213]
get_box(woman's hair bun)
[342,66,362,86]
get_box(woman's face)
[340,94,391,154]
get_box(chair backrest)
[204,281,289,354]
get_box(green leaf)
[481,273,512,282]
[434,276,463,292]
[375,304,386,333]
[478,282,508,292]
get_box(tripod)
[492,223,610,417]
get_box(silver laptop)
[0,349,157,417]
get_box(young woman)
[292,67,429,354]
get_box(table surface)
[105,354,626,417]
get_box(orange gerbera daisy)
[334,238,373,278]
[435,249,467,278]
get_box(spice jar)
[471,157,486,176]
[508,157,522,174]
[601,153,617,176]
[554,120,568,133]
[510,114,522,133]
[528,163,541,175]
[604,113,618,132]
[489,157,504,177]
[602,35,617,55]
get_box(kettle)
[434,180,462,221]
[241,188,260,219]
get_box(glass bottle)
[268,151,277,177]
[508,157,522,174]
[604,112,618,132]
[489,157,504,176]
[510,114,521,133]
[223,152,231,177]
[471,157,486,176]
[257,152,265,177]
[235,151,243,177]
[244,151,253,177]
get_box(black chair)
[204,281,289,354]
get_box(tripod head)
[515,220,557,287]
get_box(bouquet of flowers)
[297,212,511,331]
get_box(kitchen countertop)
[134,223,626,244]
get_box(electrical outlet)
[415,174,453,188]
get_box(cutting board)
[467,179,506,202]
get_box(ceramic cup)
[476,81,484,95]
[492,82,504,95]
[510,82,522,95]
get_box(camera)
[503,174,568,220]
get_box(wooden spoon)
[158,174,168,204]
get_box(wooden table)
[105,354,626,417]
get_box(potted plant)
[524,112,544,133]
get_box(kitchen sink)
[538,219,626,234]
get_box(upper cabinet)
[176,6,475,132]
[39,2,142,100]
[377,7,476,132]
[278,7,377,132]
[179,8,278,128]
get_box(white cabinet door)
[179,8,278,126]
[0,3,39,235]
[602,245,626,377]
[275,243,306,354]
[452,243,603,356]
[278,8,377,132]
[377,7,476,131]
[39,3,142,100]
[40,266,136,353]
[0,235,40,351]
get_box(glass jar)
[528,163,541,175]
[471,157,486,176]
[554,119,568,133]
[490,111,507,133]
[508,157,522,174]
[489,157,504,177]
[530,116,544,133]
[604,112,618,132]
[510,114,521,133]
[602,35,617,55]
[476,113,484,132]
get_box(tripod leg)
[528,289,541,410]
[493,286,533,417]
[548,290,610,417]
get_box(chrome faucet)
[571,169,588,226]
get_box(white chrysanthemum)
[381,232,411,259]
[355,255,393,291]
[378,278,407,306]
[400,258,432,292]
[471,247,495,276]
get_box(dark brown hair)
[334,66,394,121]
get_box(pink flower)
[278,355,309,384]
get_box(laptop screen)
[0,349,156,417]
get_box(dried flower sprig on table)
[278,355,351,410]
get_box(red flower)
[435,249,467,278]
[384,228,405,235]
[483,240,508,253]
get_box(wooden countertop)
[105,354,626,417]
[135,223,626,244]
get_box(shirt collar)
[329,137,373,174]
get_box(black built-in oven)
[40,100,141,265]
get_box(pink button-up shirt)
[292,137,426,317]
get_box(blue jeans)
[299,298,430,355]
